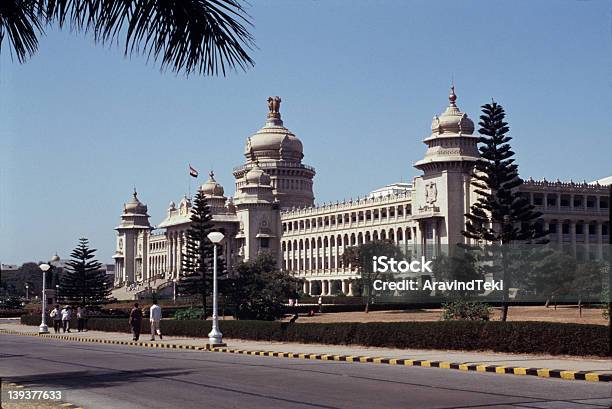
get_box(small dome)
[200,171,225,197]
[168,201,176,211]
[244,96,304,161]
[430,86,474,135]
[124,190,147,214]
[245,162,271,186]
[51,254,60,263]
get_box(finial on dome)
[209,170,215,180]
[449,85,457,106]
[133,187,138,199]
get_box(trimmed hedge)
[19,314,608,356]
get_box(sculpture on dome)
[267,96,281,114]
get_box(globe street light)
[25,283,29,301]
[207,231,224,345]
[39,263,51,334]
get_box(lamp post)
[207,231,224,345]
[39,263,51,334]
[25,283,29,301]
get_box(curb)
[3,380,84,409]
[1,329,610,383]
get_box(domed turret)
[124,189,148,215]
[415,86,480,172]
[244,96,303,162]
[245,162,271,186]
[200,171,225,197]
[430,86,475,136]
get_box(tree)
[342,240,403,313]
[179,189,217,319]
[462,101,547,321]
[59,238,111,309]
[226,252,297,321]
[0,0,254,75]
[431,249,483,299]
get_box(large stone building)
[112,90,610,298]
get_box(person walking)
[149,299,162,341]
[50,305,62,333]
[76,305,87,332]
[129,302,143,341]
[61,305,72,333]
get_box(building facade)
[112,90,610,298]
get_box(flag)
[189,164,199,178]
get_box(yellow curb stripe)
[1,329,610,383]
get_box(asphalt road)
[1,334,610,409]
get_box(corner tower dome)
[414,87,480,173]
[430,86,475,136]
[200,171,225,197]
[124,189,148,215]
[244,96,304,162]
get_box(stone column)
[544,194,548,210]
[342,279,349,295]
[557,193,561,211]
[348,280,355,296]
[431,220,438,258]
[557,221,563,245]
[303,280,310,295]
[596,222,603,259]
[570,221,577,255]
[529,192,534,206]
[584,222,590,260]
[570,194,575,210]
[321,280,328,296]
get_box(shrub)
[174,307,204,320]
[19,314,608,356]
[442,300,491,321]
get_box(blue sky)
[1,1,611,264]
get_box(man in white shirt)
[61,305,72,333]
[149,299,162,341]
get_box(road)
[1,334,610,409]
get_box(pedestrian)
[149,299,162,341]
[77,305,87,332]
[129,302,143,341]
[50,305,62,333]
[61,305,72,333]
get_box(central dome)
[244,96,304,162]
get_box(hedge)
[19,315,608,356]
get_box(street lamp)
[207,231,224,345]
[39,263,51,334]
[25,283,29,301]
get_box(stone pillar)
[584,222,590,260]
[529,192,534,206]
[342,279,349,295]
[570,194,575,210]
[570,221,577,255]
[321,280,328,296]
[557,193,561,211]
[544,194,548,210]
[431,220,438,258]
[557,221,563,245]
[348,280,355,296]
[326,280,333,296]
[303,280,310,295]
[596,222,603,259]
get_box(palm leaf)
[4,0,255,75]
[0,0,44,63]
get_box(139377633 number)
[7,390,63,400]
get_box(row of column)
[529,192,608,211]
[166,230,186,279]
[303,279,356,296]
[550,220,608,259]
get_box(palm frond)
[0,0,44,63]
[41,0,256,76]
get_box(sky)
[1,1,611,265]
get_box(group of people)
[49,305,88,333]
[128,299,163,341]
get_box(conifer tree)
[59,238,110,308]
[462,101,546,321]
[179,189,217,319]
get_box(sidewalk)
[2,322,610,382]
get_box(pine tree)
[59,238,110,309]
[462,101,546,321]
[179,189,216,319]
